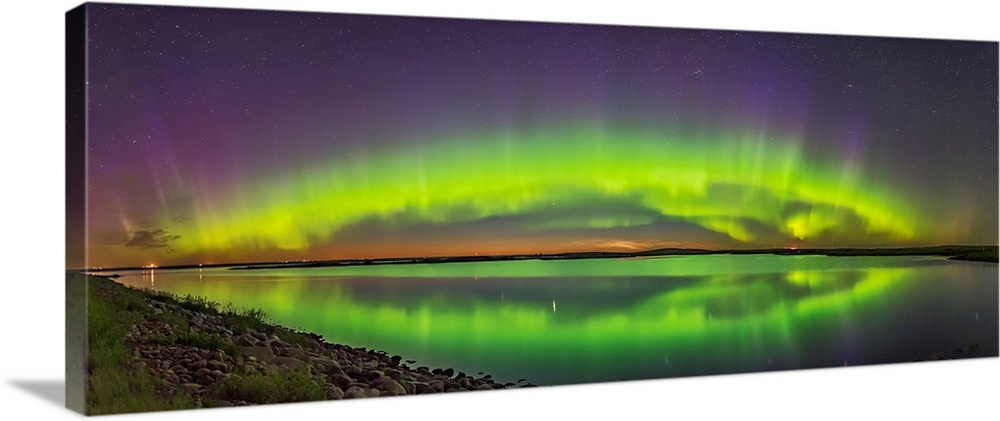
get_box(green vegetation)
[222,307,272,334]
[272,326,321,348]
[85,276,194,414]
[174,331,241,357]
[148,309,189,330]
[174,294,221,314]
[144,286,273,334]
[216,367,326,404]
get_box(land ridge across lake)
[229,245,998,271]
[76,245,998,273]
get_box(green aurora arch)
[166,123,921,256]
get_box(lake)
[102,255,998,386]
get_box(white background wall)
[1,1,997,420]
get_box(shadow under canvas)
[9,380,66,409]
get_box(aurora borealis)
[76,4,998,269]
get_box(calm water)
[102,255,998,385]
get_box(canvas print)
[66,2,998,415]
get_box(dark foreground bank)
[82,275,533,415]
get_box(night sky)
[77,3,998,268]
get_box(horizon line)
[69,243,999,272]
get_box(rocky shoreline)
[97,276,533,408]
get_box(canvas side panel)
[65,3,88,415]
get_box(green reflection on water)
[115,256,995,385]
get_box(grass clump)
[217,367,325,404]
[148,309,190,330]
[175,331,241,357]
[221,306,272,334]
[144,289,221,315]
[273,326,317,347]
[140,287,273,335]
[176,294,221,314]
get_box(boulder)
[428,380,445,393]
[207,360,227,371]
[309,356,338,369]
[372,377,407,396]
[397,379,416,395]
[442,380,462,392]
[324,363,345,376]
[235,334,258,347]
[343,386,367,399]
[194,368,213,383]
[264,338,292,350]
[414,382,436,394]
[343,365,364,379]
[278,347,305,359]
[239,346,274,362]
[329,373,354,389]
[271,356,305,370]
[326,385,344,400]
[179,383,204,394]
[389,355,402,366]
[364,370,385,382]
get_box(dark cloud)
[329,200,741,254]
[125,229,181,252]
[95,230,130,246]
